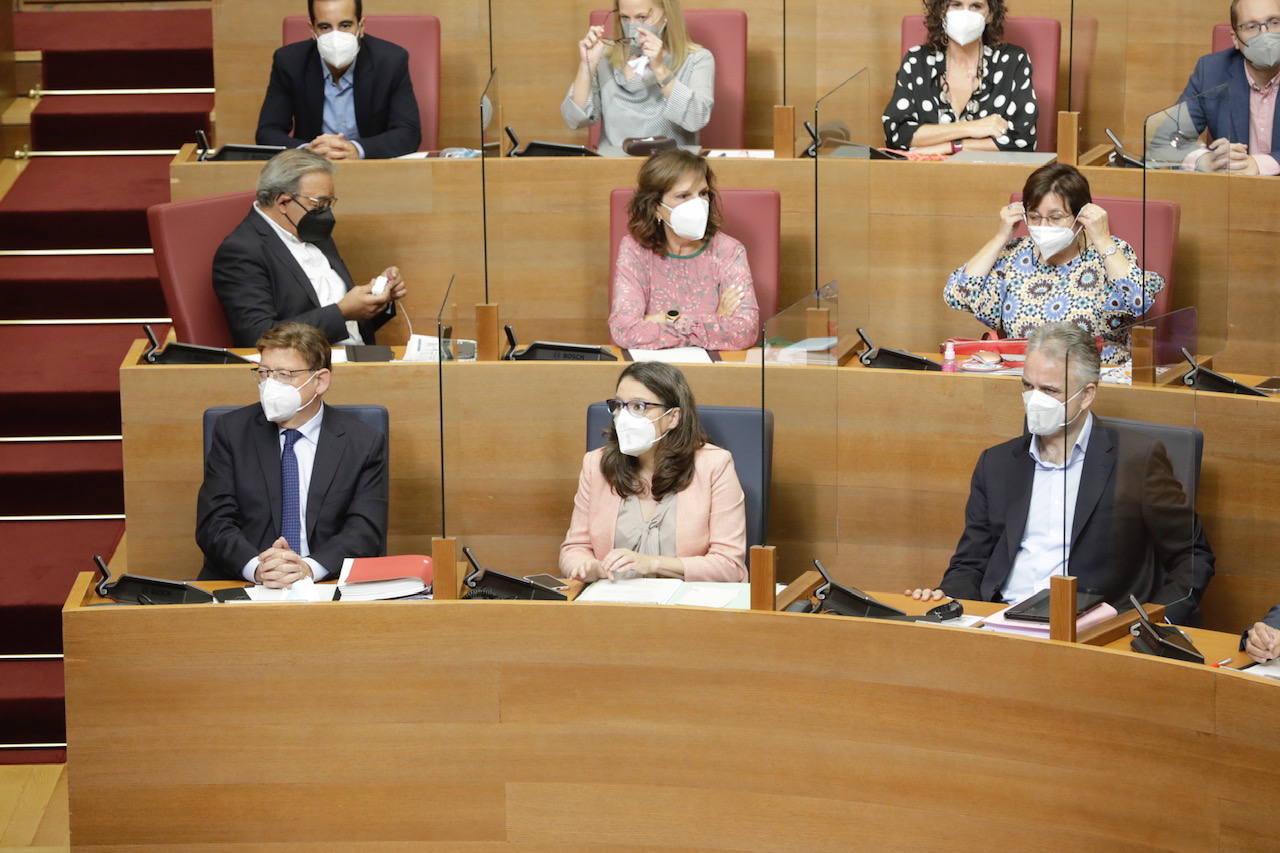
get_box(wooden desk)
[62,571,1279,850]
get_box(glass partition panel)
[1069,0,1128,152]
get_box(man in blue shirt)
[256,0,421,159]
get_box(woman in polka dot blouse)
[882,0,1037,153]
[944,163,1165,364]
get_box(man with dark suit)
[1174,0,1280,174]
[256,0,421,159]
[908,323,1215,625]
[1243,605,1280,662]
[213,148,407,347]
[197,322,388,585]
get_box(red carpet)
[0,156,171,249]
[0,255,165,320]
[32,94,213,151]
[15,10,213,89]
[2,520,124,654]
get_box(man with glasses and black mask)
[197,322,388,586]
[256,0,421,159]
[906,323,1216,625]
[213,148,407,347]
[1176,0,1280,174]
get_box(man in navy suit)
[1177,0,1280,174]
[907,323,1215,625]
[213,148,407,347]
[256,0,421,159]
[196,323,388,585]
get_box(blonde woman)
[561,0,715,148]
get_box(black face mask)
[283,198,336,243]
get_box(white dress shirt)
[253,203,362,344]
[241,403,330,583]
[1000,413,1094,605]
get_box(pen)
[1210,656,1233,668]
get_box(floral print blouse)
[944,236,1166,362]
[609,231,760,351]
[883,43,1038,151]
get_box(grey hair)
[255,149,335,207]
[1026,322,1101,387]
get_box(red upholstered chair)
[608,187,779,334]
[147,191,256,347]
[901,16,1060,151]
[1212,23,1234,52]
[587,9,746,149]
[1010,192,1180,319]
[283,16,441,151]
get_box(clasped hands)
[306,132,360,161]
[339,265,407,321]
[567,549,658,582]
[1195,138,1260,175]
[1245,621,1280,664]
[255,536,313,589]
[643,287,744,325]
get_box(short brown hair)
[1022,162,1092,217]
[1231,0,1242,28]
[627,149,723,254]
[256,322,332,371]
[922,0,1007,52]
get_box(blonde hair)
[607,0,701,72]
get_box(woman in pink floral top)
[609,150,760,350]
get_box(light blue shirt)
[241,403,329,582]
[1000,413,1095,605]
[321,57,365,158]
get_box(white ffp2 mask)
[259,373,318,424]
[613,408,669,457]
[1022,387,1084,436]
[944,9,986,46]
[660,197,709,241]
[1028,223,1080,260]
[316,30,360,69]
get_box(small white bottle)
[942,341,958,373]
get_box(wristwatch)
[950,139,964,154]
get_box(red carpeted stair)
[2,6,211,765]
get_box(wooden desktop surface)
[62,570,1279,851]
[171,148,1280,377]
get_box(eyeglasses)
[1025,212,1074,226]
[605,397,669,417]
[250,366,314,383]
[599,9,648,46]
[291,194,338,212]
[1238,17,1280,36]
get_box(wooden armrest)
[1079,602,1166,646]
[775,570,822,611]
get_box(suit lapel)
[306,408,346,541]
[353,40,375,135]
[254,413,283,537]
[1003,437,1036,565]
[318,240,355,290]
[1071,422,1116,548]
[251,213,322,310]
[305,44,325,136]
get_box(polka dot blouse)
[883,43,1038,151]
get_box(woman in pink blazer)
[559,362,748,583]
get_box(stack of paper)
[575,579,784,609]
[628,347,713,364]
[981,602,1117,636]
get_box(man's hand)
[1244,621,1280,663]
[905,587,945,601]
[1227,142,1260,175]
[378,266,407,301]
[339,284,389,321]
[1195,138,1232,173]
[307,133,359,161]
[255,537,313,589]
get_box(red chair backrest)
[608,187,779,326]
[283,15,441,151]
[901,16,1060,151]
[1010,192,1180,318]
[1211,23,1234,53]
[587,9,746,149]
[147,190,257,347]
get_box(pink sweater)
[609,231,760,350]
[558,444,749,582]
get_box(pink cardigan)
[558,444,749,582]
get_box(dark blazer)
[196,403,388,581]
[1179,47,1280,157]
[256,34,421,159]
[212,209,393,347]
[940,419,1216,625]
[1262,604,1280,630]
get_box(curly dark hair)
[922,0,1007,52]
[626,149,723,255]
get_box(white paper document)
[1242,658,1280,680]
[576,578,684,604]
[243,577,337,602]
[628,347,713,364]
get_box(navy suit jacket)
[1179,47,1280,158]
[196,404,388,580]
[256,34,421,158]
[212,209,394,347]
[940,419,1216,625]
[1262,604,1280,630]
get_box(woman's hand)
[1075,202,1111,245]
[716,286,744,318]
[966,114,1009,139]
[566,558,604,582]
[579,25,606,67]
[636,26,667,78]
[998,201,1024,238]
[600,548,654,580]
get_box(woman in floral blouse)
[609,149,759,351]
[883,0,1037,153]
[944,163,1165,363]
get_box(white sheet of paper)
[576,578,683,605]
[628,347,713,364]
[244,577,336,602]
[670,583,742,609]
[1242,658,1280,680]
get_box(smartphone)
[1255,377,1280,393]
[524,573,569,591]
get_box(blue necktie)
[280,429,302,553]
